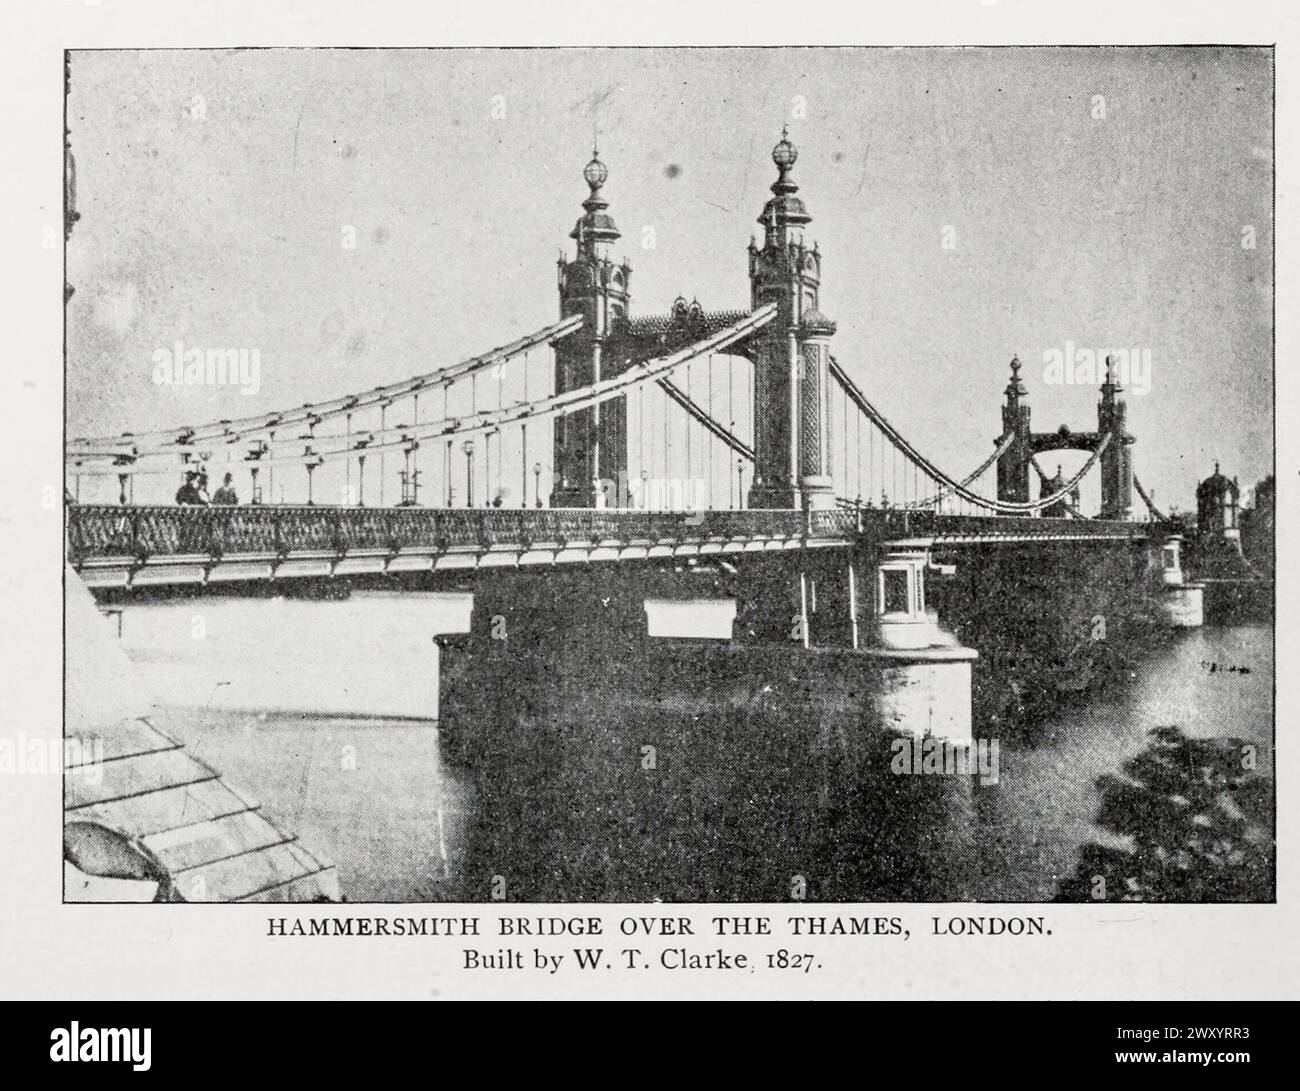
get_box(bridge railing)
[65,504,837,564]
[863,509,1145,540]
[65,503,1146,569]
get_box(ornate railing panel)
[337,507,398,552]
[210,505,281,555]
[810,509,858,539]
[68,506,138,558]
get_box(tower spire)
[758,127,812,241]
[571,146,620,256]
[1005,355,1027,402]
[1102,353,1124,393]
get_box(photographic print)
[60,45,1274,907]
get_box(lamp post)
[729,424,736,508]
[305,458,320,506]
[533,462,543,508]
[520,424,528,509]
[462,439,475,509]
[640,468,649,511]
[737,459,745,511]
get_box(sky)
[66,46,1273,511]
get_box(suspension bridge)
[66,131,1168,590]
[63,124,1213,904]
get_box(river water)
[113,592,1273,902]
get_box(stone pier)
[727,544,978,745]
[438,544,981,772]
[1156,534,1204,628]
[859,548,978,747]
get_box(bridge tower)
[1195,461,1241,550]
[1097,355,1134,519]
[997,354,1135,518]
[551,148,632,507]
[996,356,1032,506]
[747,128,837,510]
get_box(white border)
[0,0,1292,1000]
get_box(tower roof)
[758,126,812,229]
[1198,462,1239,500]
[571,146,620,249]
[800,307,836,334]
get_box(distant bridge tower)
[996,356,1033,506]
[996,353,1135,518]
[551,148,632,507]
[1196,461,1241,550]
[1097,356,1134,519]
[747,128,837,510]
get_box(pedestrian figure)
[175,471,203,505]
[211,472,239,505]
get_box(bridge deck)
[66,504,1152,589]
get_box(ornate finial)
[572,144,619,250]
[758,125,811,231]
[583,149,608,193]
[1102,353,1124,392]
[772,126,798,170]
[1005,355,1027,400]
